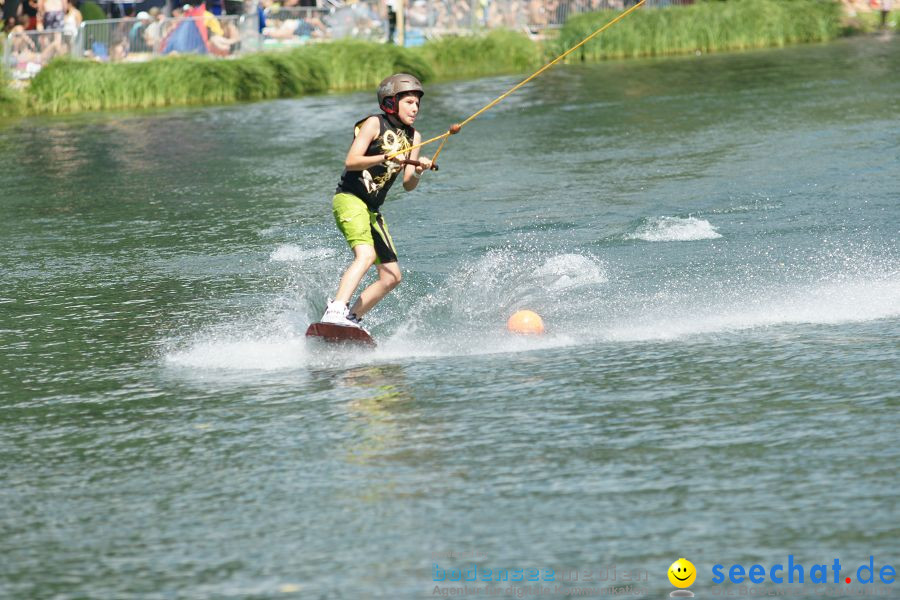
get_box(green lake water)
[1,36,898,599]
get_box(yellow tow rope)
[389,0,647,163]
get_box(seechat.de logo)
[711,556,896,585]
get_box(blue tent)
[161,6,210,54]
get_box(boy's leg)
[330,194,401,320]
[326,193,378,324]
[331,193,379,305]
[349,210,400,317]
[350,262,402,318]
[334,244,376,304]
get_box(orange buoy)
[507,310,545,335]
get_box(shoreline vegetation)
[0,0,877,118]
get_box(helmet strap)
[381,96,397,115]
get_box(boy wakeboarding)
[318,73,433,334]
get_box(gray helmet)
[377,73,424,114]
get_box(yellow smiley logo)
[668,558,697,588]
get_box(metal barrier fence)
[259,4,400,46]
[546,0,695,28]
[337,0,694,43]
[3,29,74,81]
[260,0,694,47]
[260,5,386,48]
[73,14,259,62]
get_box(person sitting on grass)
[142,7,163,50]
[7,17,68,75]
[128,10,151,52]
[262,14,326,40]
[209,18,241,54]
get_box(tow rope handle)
[395,158,439,172]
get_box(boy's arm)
[402,131,431,191]
[344,116,391,171]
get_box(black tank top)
[336,114,415,211]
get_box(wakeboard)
[305,322,376,347]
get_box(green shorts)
[332,193,398,264]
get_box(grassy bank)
[552,0,843,60]
[0,69,25,118]
[19,31,543,115]
[23,42,432,113]
[419,29,541,80]
[1,0,853,117]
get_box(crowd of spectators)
[253,0,893,46]
[0,0,856,73]
[256,0,639,47]
[259,0,329,43]
[114,5,243,56]
[3,0,246,79]
[410,0,634,33]
[4,0,895,80]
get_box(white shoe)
[320,298,358,328]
